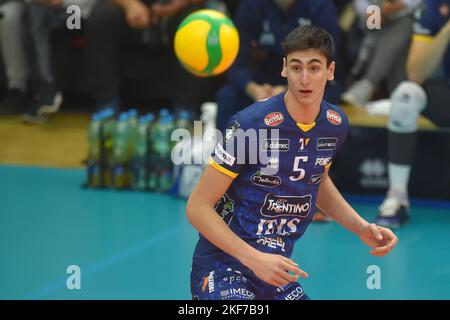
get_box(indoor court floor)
[1,113,450,300]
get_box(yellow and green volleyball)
[174,9,239,77]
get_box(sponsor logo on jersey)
[224,120,240,142]
[308,173,324,184]
[214,143,236,166]
[315,157,332,166]
[214,193,235,225]
[202,271,215,293]
[260,194,311,218]
[261,157,280,173]
[251,171,281,188]
[208,271,215,293]
[256,217,302,236]
[326,110,342,125]
[220,270,248,288]
[264,112,284,127]
[316,137,338,150]
[285,286,305,300]
[262,139,290,151]
[256,236,286,252]
[222,288,255,300]
[220,290,230,298]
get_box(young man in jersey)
[375,0,450,228]
[186,25,398,300]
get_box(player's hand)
[245,251,308,287]
[125,0,151,29]
[246,82,274,102]
[359,223,398,256]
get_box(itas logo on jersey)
[326,110,342,125]
[264,112,284,127]
[262,139,290,152]
[260,194,311,218]
[257,217,302,236]
[251,171,281,188]
[316,137,338,151]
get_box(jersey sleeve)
[413,0,441,39]
[209,114,249,179]
[324,110,349,171]
[335,112,349,152]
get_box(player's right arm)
[407,15,450,84]
[186,165,307,287]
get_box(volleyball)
[174,9,239,77]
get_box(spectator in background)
[84,0,208,115]
[215,0,343,132]
[0,0,30,114]
[21,0,98,124]
[375,0,450,228]
[341,0,423,107]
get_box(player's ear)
[281,57,287,78]
[327,61,335,81]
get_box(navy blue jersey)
[192,93,349,269]
[228,0,341,93]
[413,0,450,80]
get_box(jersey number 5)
[289,156,308,181]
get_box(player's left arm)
[316,169,399,256]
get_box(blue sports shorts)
[190,262,310,300]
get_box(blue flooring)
[1,165,449,300]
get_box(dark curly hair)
[282,25,335,66]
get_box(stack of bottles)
[85,103,217,198]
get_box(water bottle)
[159,108,170,120]
[149,114,175,192]
[86,113,102,187]
[111,113,131,189]
[132,116,150,191]
[175,110,194,135]
[201,102,218,155]
[127,109,139,165]
[173,104,217,198]
[206,0,229,14]
[100,107,116,187]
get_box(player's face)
[281,49,335,106]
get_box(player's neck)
[284,91,321,124]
